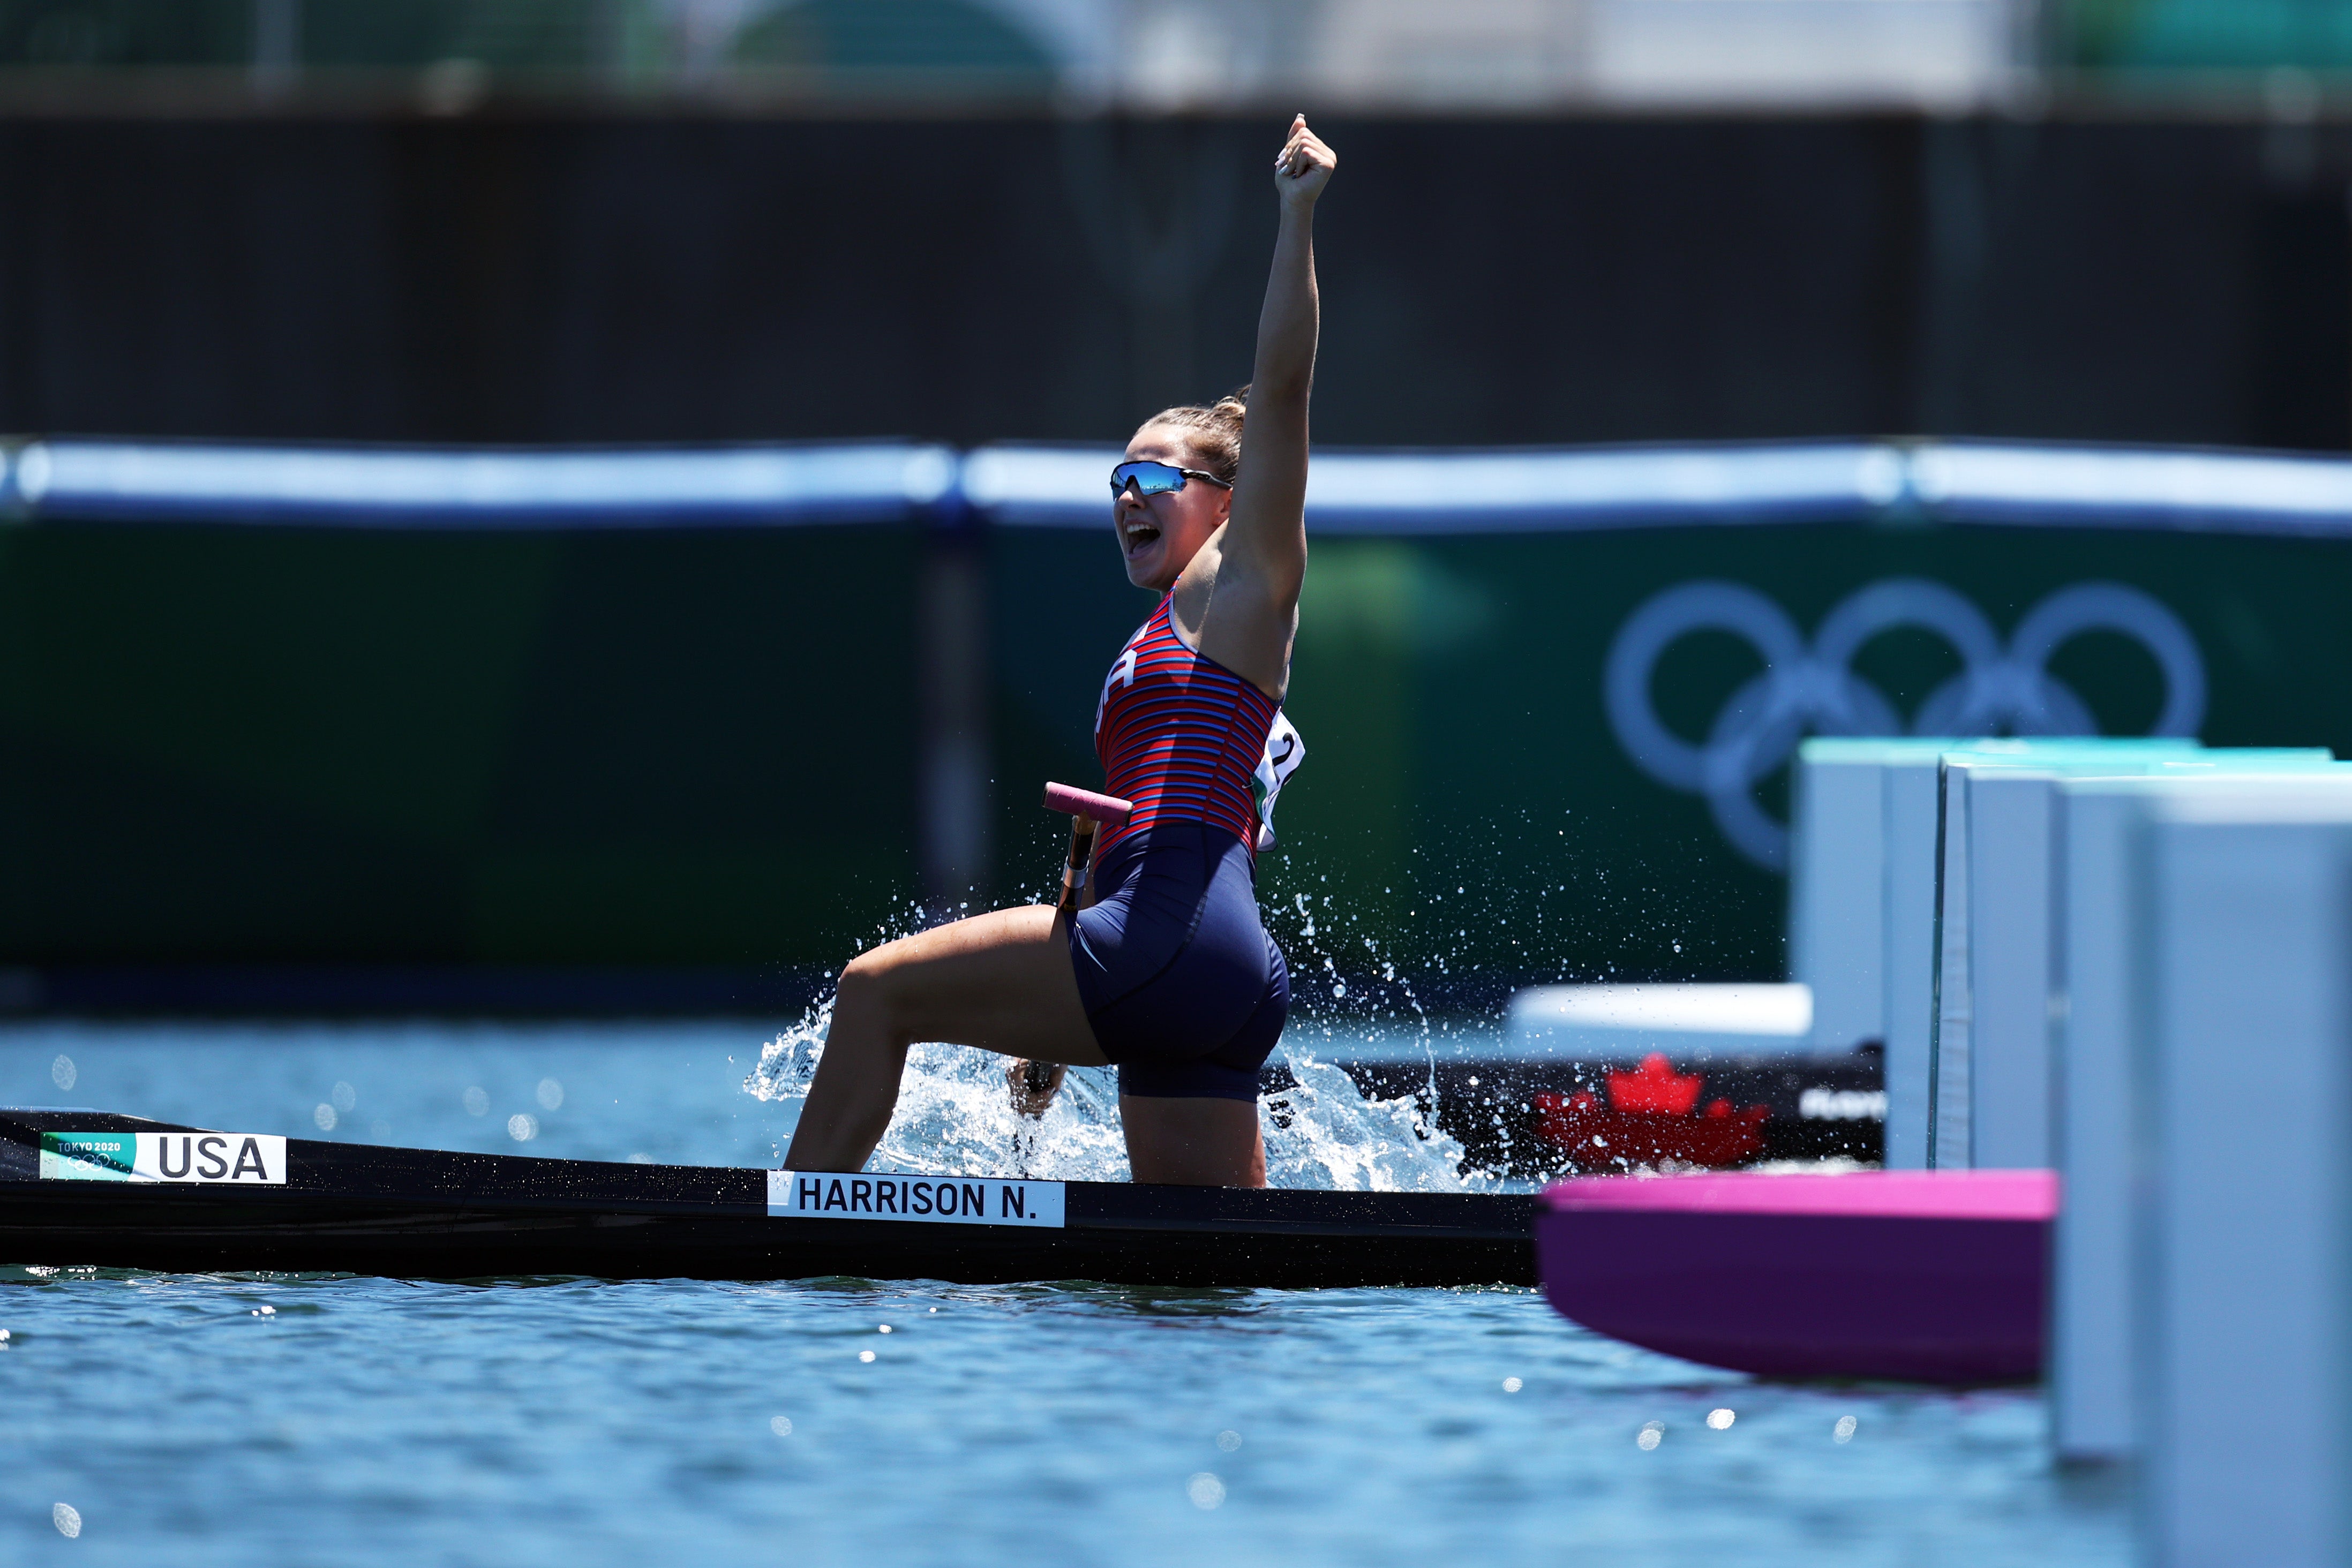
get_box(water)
[743,1001,1483,1190]
[0,1022,2129,1567]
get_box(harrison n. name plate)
[768,1171,1064,1228]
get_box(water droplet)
[769,1415,793,1436]
[536,1078,564,1111]
[49,1055,75,1091]
[1833,1415,1858,1443]
[1186,1472,1226,1510]
[312,1104,337,1132]
[462,1087,489,1117]
[1215,1429,1242,1451]
[507,1114,537,1142]
[1707,1408,1734,1429]
[330,1082,357,1113]
[52,1502,80,1537]
[1636,1420,1664,1450]
[858,1350,876,1363]
[1502,1376,1523,1393]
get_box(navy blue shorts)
[1066,820,1288,1101]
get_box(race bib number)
[39,1130,288,1185]
[769,1170,1064,1228]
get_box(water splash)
[742,995,1482,1192]
[1261,1049,1482,1191]
[745,998,1123,1180]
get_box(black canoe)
[0,1110,1533,1289]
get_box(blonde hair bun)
[1139,385,1249,486]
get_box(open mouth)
[1121,520,1161,559]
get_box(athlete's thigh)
[860,904,1108,1066]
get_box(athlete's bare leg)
[787,904,1273,1185]
[1120,1097,1267,1186]
[784,906,1108,1173]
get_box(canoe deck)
[0,1110,1532,1290]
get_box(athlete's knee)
[833,949,915,1043]
[835,949,889,1006]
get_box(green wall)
[0,523,922,966]
[7,511,2349,989]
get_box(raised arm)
[1222,115,1334,606]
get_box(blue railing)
[3,439,957,528]
[966,439,2352,538]
[11,435,2352,537]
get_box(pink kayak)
[1536,1169,2057,1385]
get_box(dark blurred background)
[6,0,2352,1012]
[2,112,2347,451]
[1,0,2348,449]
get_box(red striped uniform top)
[1093,594,1280,860]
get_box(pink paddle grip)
[1042,781,1133,825]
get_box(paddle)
[1012,782,1135,1117]
[1042,781,1133,916]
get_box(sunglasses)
[1110,461,1231,498]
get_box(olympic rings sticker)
[1602,577,2207,870]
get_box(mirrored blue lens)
[1110,462,1186,497]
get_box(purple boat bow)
[1536,1169,2058,1384]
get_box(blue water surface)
[0,1023,2129,1567]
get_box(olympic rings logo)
[1603,578,2207,871]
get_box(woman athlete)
[783,115,1335,1188]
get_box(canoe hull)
[0,1110,1532,1290]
